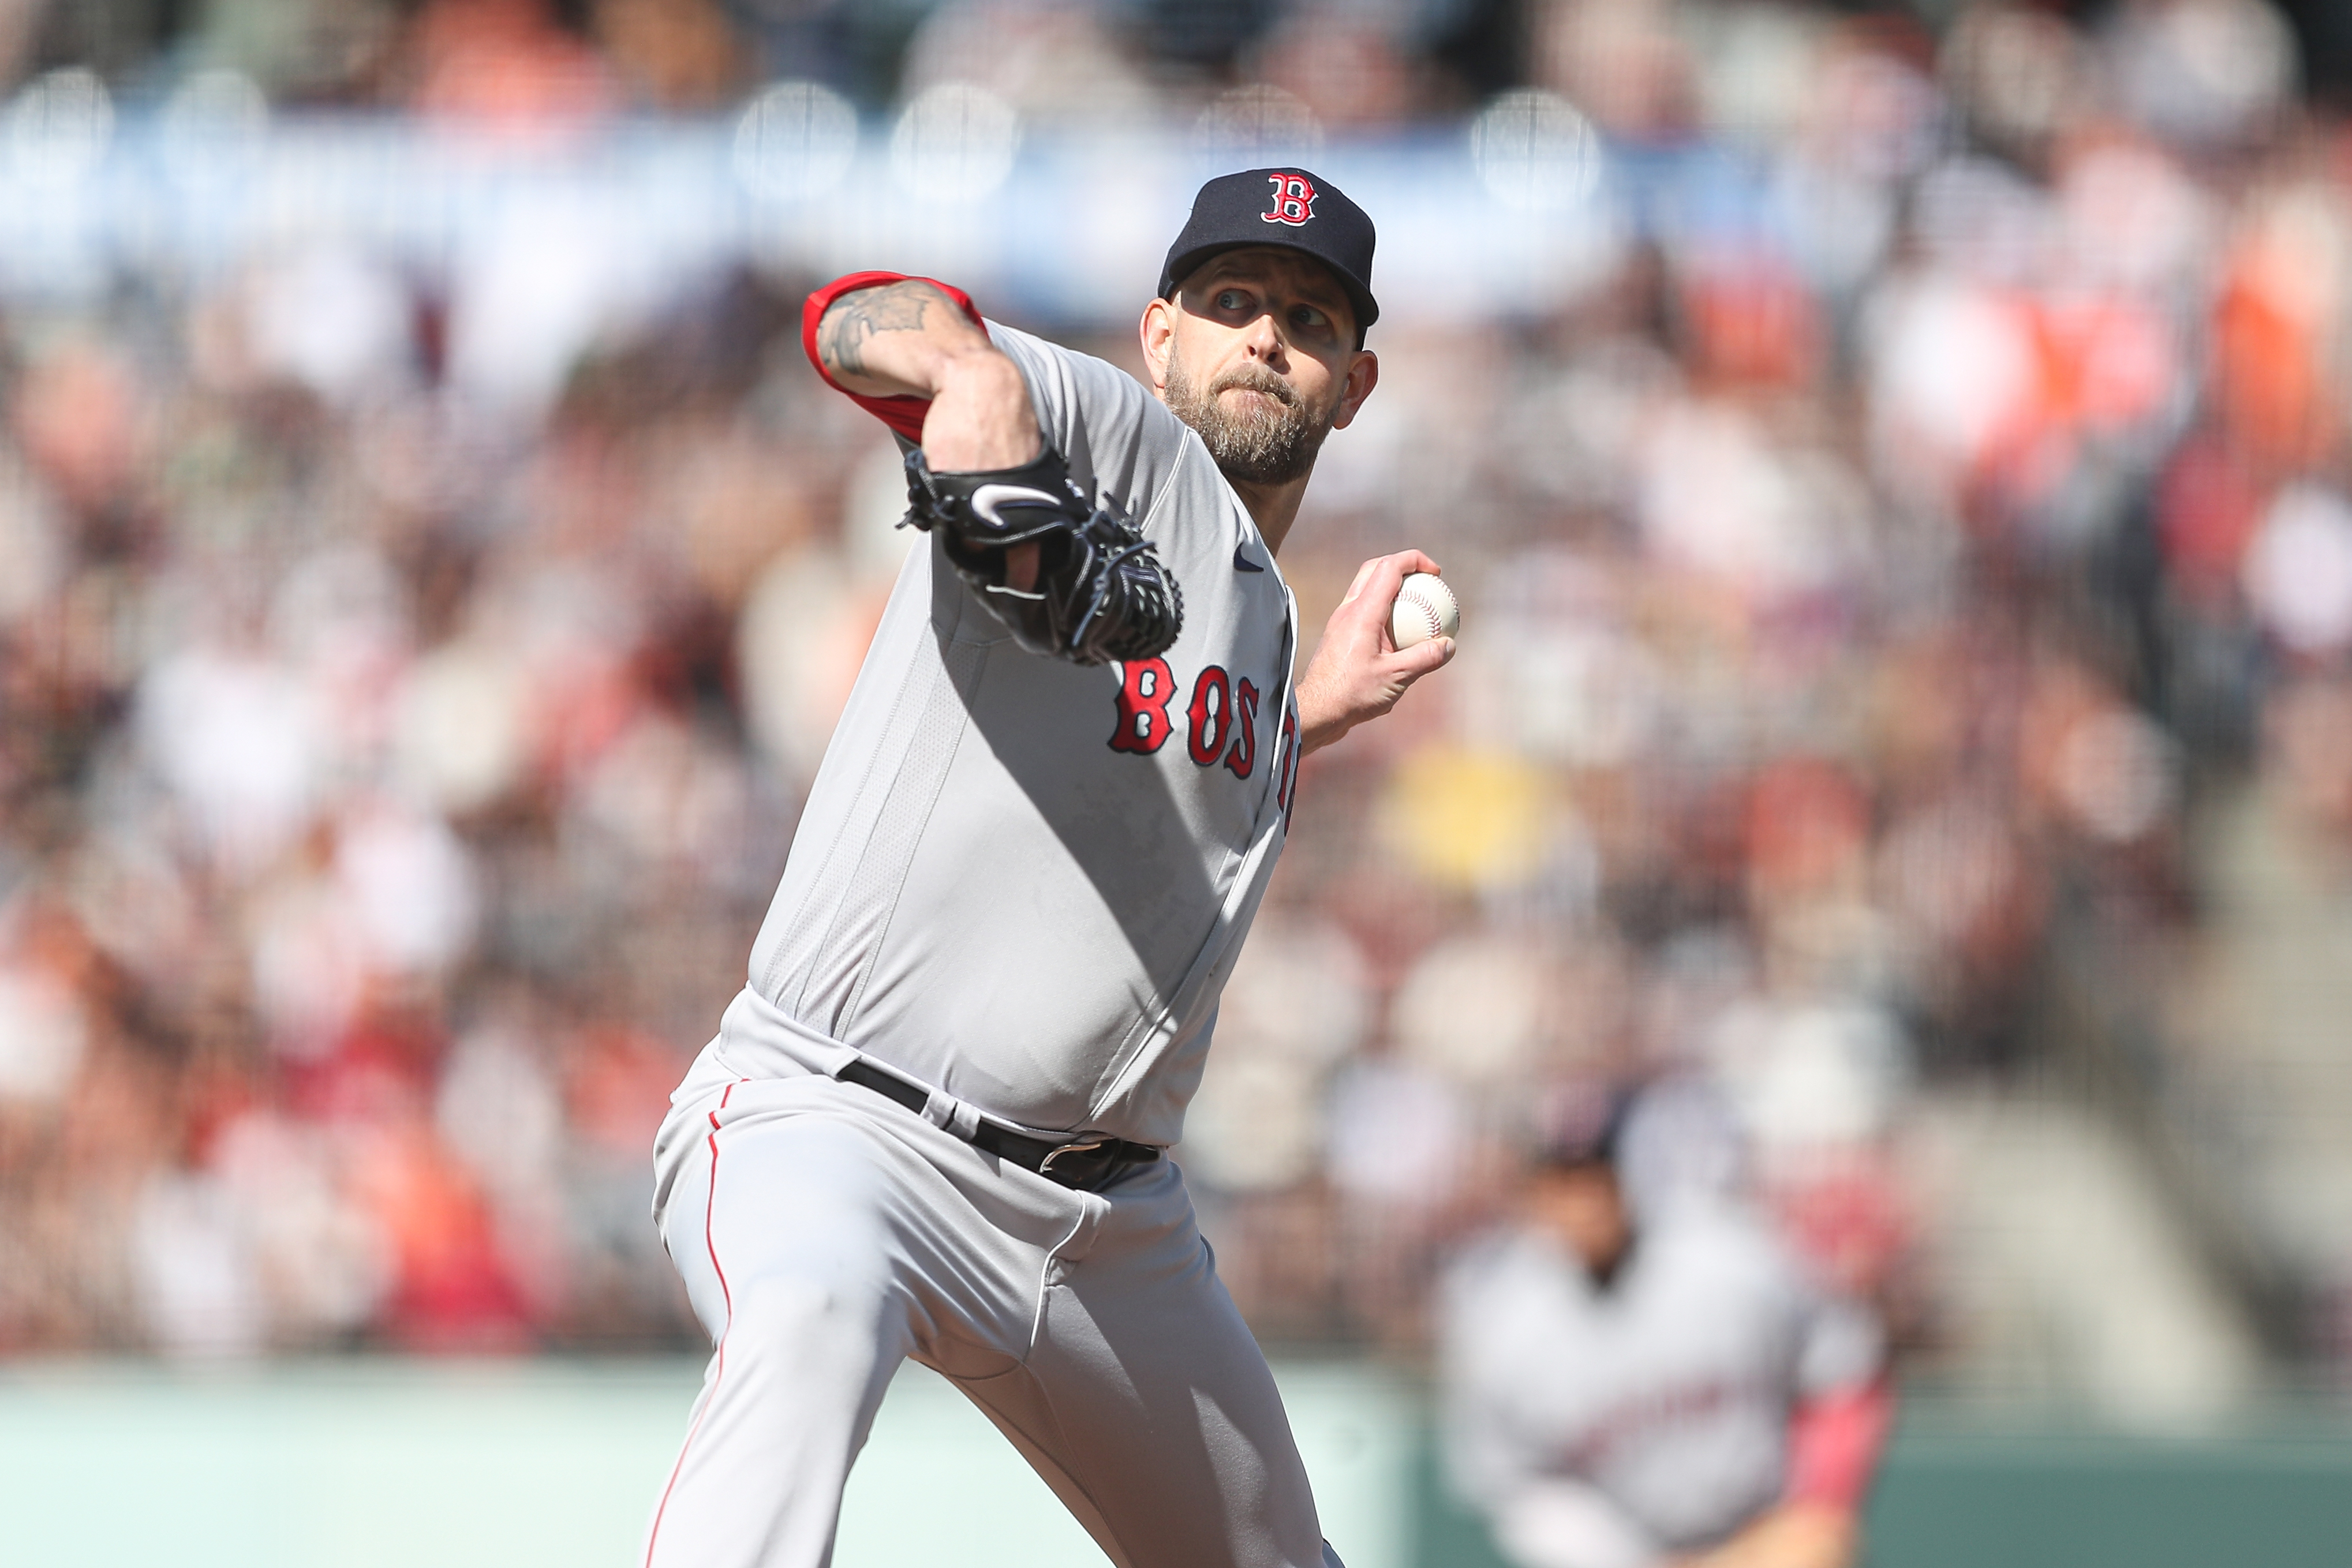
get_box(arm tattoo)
[817,282,939,381]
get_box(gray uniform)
[1438,1203,1882,1568]
[642,316,1329,1568]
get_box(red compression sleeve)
[801,271,986,443]
[1785,1379,1895,1510]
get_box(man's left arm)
[1669,1503,1853,1568]
[1669,1378,1894,1568]
[1296,549,1456,754]
[1676,1272,1895,1568]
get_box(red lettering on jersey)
[1109,657,1177,754]
[1187,665,1231,766]
[1262,174,1317,227]
[1225,678,1259,779]
[1274,707,1300,826]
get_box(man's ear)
[1330,349,1379,430]
[1139,297,1177,393]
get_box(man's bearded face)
[1162,346,1337,487]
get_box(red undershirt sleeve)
[800,271,986,443]
[1784,1378,1895,1511]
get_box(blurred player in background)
[1439,1083,1893,1568]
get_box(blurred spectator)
[402,0,616,131]
[899,1,1157,126]
[1250,5,1431,130]
[593,0,750,110]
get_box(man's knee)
[1321,1539,1345,1568]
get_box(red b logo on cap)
[1262,174,1316,226]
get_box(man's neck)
[1225,471,1311,555]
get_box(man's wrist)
[1294,680,1349,756]
[926,348,1026,413]
[921,351,1038,471]
[1298,717,1348,756]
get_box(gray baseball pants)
[641,1054,1343,1568]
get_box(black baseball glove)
[902,445,1184,665]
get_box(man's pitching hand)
[1297,549,1455,756]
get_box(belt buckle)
[1038,1136,1110,1179]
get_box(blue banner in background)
[0,100,1630,331]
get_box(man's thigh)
[646,1080,1065,1568]
[950,1160,1332,1568]
[661,1077,1050,1371]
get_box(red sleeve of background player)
[801,271,986,443]
[1783,1378,1894,1511]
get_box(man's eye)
[1217,290,1248,310]
[1293,306,1328,330]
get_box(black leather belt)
[836,1059,1161,1191]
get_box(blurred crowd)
[1,0,2351,1414]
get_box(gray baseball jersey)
[1439,1202,1883,1555]
[719,317,1302,1147]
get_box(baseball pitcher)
[640,169,1453,1568]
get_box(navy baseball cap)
[1157,167,1379,339]
[1531,1080,1635,1171]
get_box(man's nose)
[1243,311,1287,366]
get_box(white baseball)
[1389,572,1460,649]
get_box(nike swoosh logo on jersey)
[1233,541,1265,572]
[970,483,1063,530]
